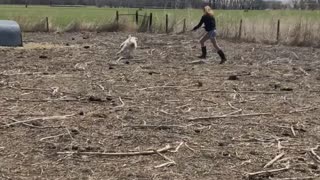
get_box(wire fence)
[12,11,320,47]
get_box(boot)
[217,50,227,64]
[198,46,207,59]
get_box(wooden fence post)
[136,10,139,25]
[45,17,49,32]
[277,19,280,42]
[183,18,186,33]
[238,19,242,39]
[149,13,153,32]
[166,14,168,33]
[116,11,119,23]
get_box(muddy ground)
[0,32,320,180]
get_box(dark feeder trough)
[0,20,23,47]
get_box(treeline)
[0,0,319,10]
[0,0,206,8]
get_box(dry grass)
[216,17,320,47]
[12,16,48,32]
[63,17,151,33]
[286,19,320,47]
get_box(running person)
[192,6,227,64]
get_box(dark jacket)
[193,14,216,32]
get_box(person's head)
[203,5,214,16]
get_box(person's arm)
[192,16,204,31]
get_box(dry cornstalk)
[158,109,175,115]
[188,113,273,121]
[65,127,74,140]
[10,87,51,92]
[9,117,65,129]
[224,109,243,116]
[263,152,285,168]
[248,164,290,177]
[170,142,184,153]
[116,56,123,62]
[114,97,125,108]
[138,85,191,91]
[123,124,191,129]
[228,102,241,111]
[9,86,74,95]
[51,87,59,96]
[154,150,176,168]
[298,67,310,76]
[4,114,75,127]
[96,84,105,91]
[277,140,284,150]
[4,98,80,102]
[184,142,196,153]
[0,113,45,117]
[310,145,320,162]
[154,161,175,168]
[8,118,42,128]
[57,144,173,156]
[290,126,296,137]
[40,133,67,141]
[289,107,318,114]
[154,150,176,163]
[0,71,43,76]
[270,176,319,180]
[291,52,299,60]
[188,89,291,94]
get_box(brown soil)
[0,32,320,180]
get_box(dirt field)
[0,32,320,180]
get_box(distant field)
[0,5,319,46]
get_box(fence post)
[277,19,280,42]
[183,18,186,33]
[149,13,153,32]
[45,17,49,32]
[136,10,139,25]
[116,11,119,23]
[238,19,242,39]
[166,14,168,33]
